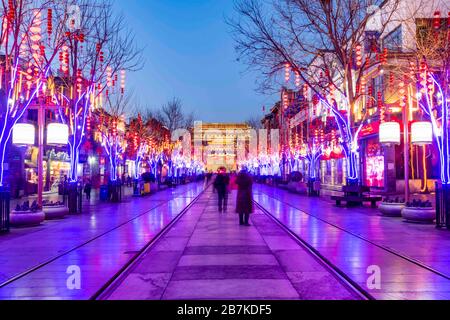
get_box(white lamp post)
[411,121,433,146]
[379,122,401,145]
[47,123,69,145]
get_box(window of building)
[382,25,402,52]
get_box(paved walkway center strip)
[106,189,360,300]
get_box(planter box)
[402,207,435,224]
[10,210,45,227]
[44,205,69,220]
[379,203,405,217]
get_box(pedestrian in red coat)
[235,169,254,226]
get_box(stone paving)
[254,184,450,300]
[107,189,359,300]
[0,182,205,300]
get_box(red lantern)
[355,44,363,68]
[284,63,290,83]
[47,9,53,36]
[434,11,441,30]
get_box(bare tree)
[394,2,450,184]
[53,0,144,182]
[0,0,69,186]
[228,0,407,184]
[245,116,263,129]
[148,97,194,132]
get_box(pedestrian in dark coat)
[235,169,254,226]
[214,169,230,212]
[84,179,92,200]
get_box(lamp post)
[18,100,67,207]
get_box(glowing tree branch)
[0,1,68,186]
[54,0,143,183]
[126,114,150,180]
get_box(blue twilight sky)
[112,0,276,123]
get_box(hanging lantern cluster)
[360,76,367,95]
[398,80,406,109]
[419,61,429,94]
[76,69,83,95]
[303,84,309,107]
[86,115,91,131]
[47,9,52,38]
[295,71,300,87]
[379,48,388,65]
[30,10,42,63]
[120,70,126,95]
[59,45,69,74]
[378,92,385,122]
[282,90,289,110]
[7,0,15,24]
[433,11,441,30]
[355,43,363,68]
[328,83,335,103]
[285,63,290,83]
[111,118,118,137]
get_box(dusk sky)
[113,0,276,123]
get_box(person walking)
[214,168,230,213]
[235,168,254,226]
[84,179,92,200]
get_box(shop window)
[365,138,384,188]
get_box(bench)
[331,186,382,208]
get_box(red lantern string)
[76,69,83,95]
[120,70,126,95]
[284,63,290,83]
[398,80,406,109]
[355,43,363,68]
[295,71,300,87]
[434,11,441,30]
[8,0,15,24]
[419,61,428,94]
[47,9,52,37]
[30,10,42,64]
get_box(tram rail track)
[253,201,374,301]
[0,184,207,295]
[256,188,450,283]
[91,185,209,300]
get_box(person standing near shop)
[214,167,230,213]
[235,168,254,226]
[84,179,92,200]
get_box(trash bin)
[144,183,151,195]
[100,185,109,201]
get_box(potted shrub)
[10,201,45,227]
[402,199,435,224]
[43,200,69,220]
[379,197,405,217]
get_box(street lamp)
[379,122,401,145]
[12,124,35,146]
[47,123,69,146]
[411,121,433,146]
[13,121,69,206]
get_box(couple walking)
[213,167,253,226]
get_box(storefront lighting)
[12,123,35,145]
[379,122,400,145]
[411,121,433,146]
[47,123,69,145]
